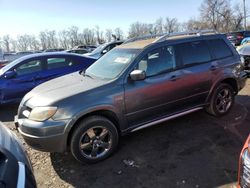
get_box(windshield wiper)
[80,70,93,79]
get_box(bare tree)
[3,35,11,52]
[128,22,152,38]
[105,29,113,42]
[231,4,244,31]
[17,35,30,51]
[114,27,123,40]
[200,0,231,32]
[95,26,105,44]
[183,18,208,30]
[82,28,96,45]
[10,39,17,52]
[164,17,180,33]
[67,26,82,47]
[29,36,40,51]
[58,30,69,49]
[154,18,164,34]
[38,30,58,50]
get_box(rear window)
[179,41,211,65]
[207,39,233,59]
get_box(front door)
[124,45,185,127]
[2,58,43,102]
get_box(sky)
[0,0,245,38]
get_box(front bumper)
[15,116,69,152]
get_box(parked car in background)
[0,60,9,68]
[15,30,247,164]
[236,44,250,75]
[66,49,89,55]
[0,122,36,188]
[238,135,250,188]
[73,45,97,52]
[43,48,65,52]
[241,37,250,46]
[84,40,123,59]
[3,51,35,63]
[0,52,97,104]
[227,31,250,46]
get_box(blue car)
[0,52,96,104]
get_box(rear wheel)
[206,83,235,116]
[70,116,119,163]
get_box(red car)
[0,60,9,68]
[238,135,250,187]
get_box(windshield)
[85,48,140,79]
[90,44,106,54]
[0,57,25,76]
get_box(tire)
[206,83,235,117]
[70,116,119,164]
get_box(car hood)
[22,72,109,107]
[0,122,31,167]
[237,44,250,56]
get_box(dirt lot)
[1,79,250,188]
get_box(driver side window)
[15,59,42,76]
[138,46,176,77]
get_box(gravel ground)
[1,79,250,188]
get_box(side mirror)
[130,70,146,81]
[4,70,16,79]
[102,49,108,54]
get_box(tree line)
[0,0,247,52]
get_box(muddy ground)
[1,79,250,188]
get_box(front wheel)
[206,83,235,116]
[70,116,119,163]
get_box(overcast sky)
[0,0,246,38]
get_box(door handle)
[169,75,179,81]
[210,65,218,71]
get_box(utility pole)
[244,0,247,30]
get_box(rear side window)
[208,39,233,59]
[47,57,69,70]
[179,41,211,65]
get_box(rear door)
[38,55,83,84]
[176,40,215,107]
[2,58,44,102]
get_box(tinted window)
[208,39,232,59]
[15,60,42,76]
[138,46,176,77]
[47,57,69,69]
[179,41,211,65]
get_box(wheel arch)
[66,108,122,147]
[206,77,238,104]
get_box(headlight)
[29,106,57,121]
[241,56,246,66]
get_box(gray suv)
[15,30,247,163]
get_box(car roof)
[17,52,84,60]
[118,33,221,50]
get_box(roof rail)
[123,29,218,44]
[123,33,165,44]
[153,29,218,43]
